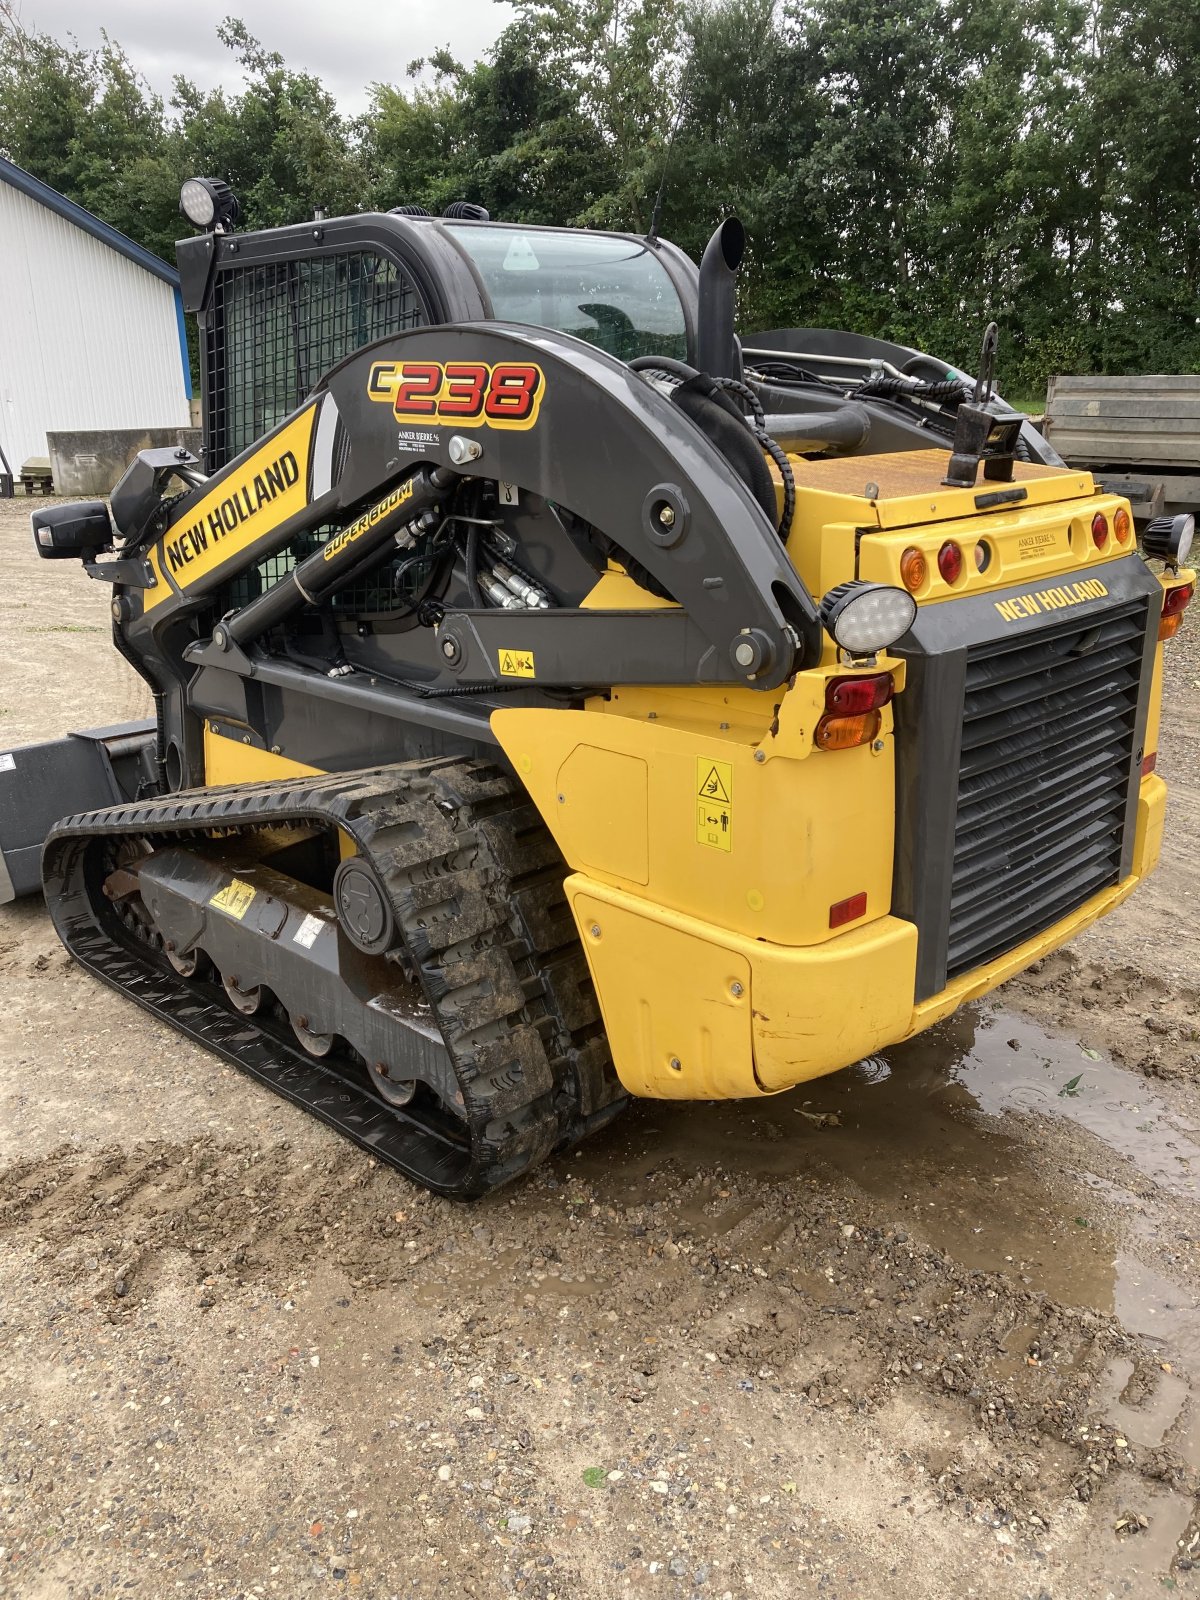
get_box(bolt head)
[589,924,601,939]
[448,435,483,465]
[658,505,676,527]
[753,749,766,763]
[669,1056,682,1071]
[442,639,457,659]
[733,641,756,667]
[730,982,744,998]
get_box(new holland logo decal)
[994,576,1109,623]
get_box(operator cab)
[175,200,700,473]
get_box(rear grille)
[945,599,1147,977]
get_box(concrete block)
[47,428,203,496]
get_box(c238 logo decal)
[366,359,545,430]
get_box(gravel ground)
[1,496,1198,1599]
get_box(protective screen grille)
[946,598,1147,978]
[204,252,424,471]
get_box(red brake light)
[829,892,867,929]
[825,673,894,715]
[1091,512,1109,549]
[937,540,963,584]
[1160,581,1194,639]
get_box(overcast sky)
[16,0,514,113]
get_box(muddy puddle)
[570,1000,1200,1400]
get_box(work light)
[180,177,240,232]
[820,581,917,657]
[1143,513,1195,568]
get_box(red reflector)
[825,673,894,715]
[937,540,963,584]
[1091,511,1109,549]
[830,892,867,929]
[1141,751,1157,777]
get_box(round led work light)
[1143,513,1195,568]
[819,581,918,658]
[180,177,240,232]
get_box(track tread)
[42,760,625,1197]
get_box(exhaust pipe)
[695,217,744,381]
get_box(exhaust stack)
[695,217,745,381]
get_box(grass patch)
[26,623,105,635]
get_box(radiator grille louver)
[945,601,1146,978]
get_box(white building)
[0,155,192,472]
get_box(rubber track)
[41,759,625,1198]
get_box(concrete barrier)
[47,428,203,496]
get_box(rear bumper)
[569,773,1165,1100]
[0,721,157,903]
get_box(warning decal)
[209,877,256,920]
[499,649,536,678]
[696,757,734,852]
[293,912,325,948]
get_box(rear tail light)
[1114,507,1132,543]
[937,540,963,584]
[825,673,894,715]
[814,709,882,751]
[1141,751,1157,777]
[1160,580,1194,640]
[900,546,927,592]
[829,892,867,928]
[1091,511,1109,549]
[974,540,992,572]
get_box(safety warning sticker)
[293,912,325,948]
[499,648,536,678]
[209,877,256,919]
[696,757,733,852]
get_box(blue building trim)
[0,154,180,286]
[174,286,194,401]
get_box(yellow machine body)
[199,450,1186,1106]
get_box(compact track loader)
[2,186,1194,1196]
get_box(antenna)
[647,57,693,244]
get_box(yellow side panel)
[203,728,322,787]
[492,704,894,948]
[554,746,649,884]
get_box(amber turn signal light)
[1113,507,1132,543]
[899,546,927,592]
[814,709,882,751]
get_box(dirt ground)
[1,495,1198,1600]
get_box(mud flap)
[0,721,158,903]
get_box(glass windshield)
[445,225,687,363]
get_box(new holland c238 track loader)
[1,182,1194,1197]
